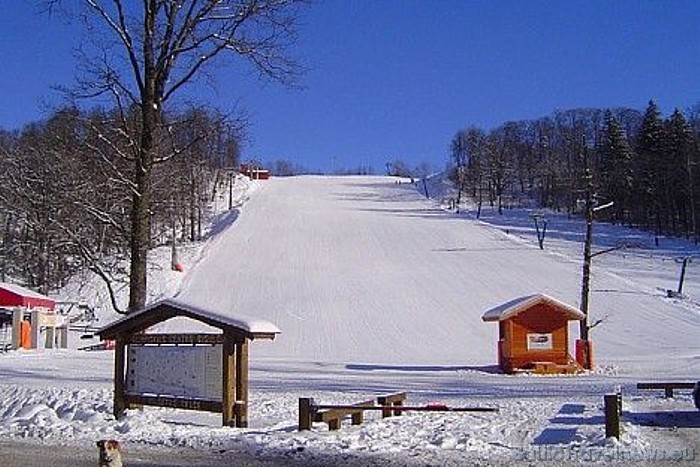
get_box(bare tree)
[54,0,306,311]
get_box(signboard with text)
[526,333,553,350]
[126,344,222,401]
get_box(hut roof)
[481,293,585,322]
[0,282,56,309]
[97,297,281,340]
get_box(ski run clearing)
[1,175,699,466]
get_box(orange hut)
[482,294,584,374]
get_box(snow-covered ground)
[0,175,698,465]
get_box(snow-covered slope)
[165,175,699,373]
[1,175,698,465]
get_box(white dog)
[96,439,123,467]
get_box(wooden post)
[604,393,621,439]
[45,326,55,349]
[11,309,21,350]
[299,397,315,431]
[377,393,405,418]
[113,340,127,419]
[30,309,40,349]
[351,411,364,425]
[222,333,237,427]
[328,418,341,430]
[58,326,68,349]
[235,339,249,428]
[379,399,393,418]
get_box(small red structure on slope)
[482,293,584,374]
[239,164,270,180]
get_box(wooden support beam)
[299,397,315,431]
[235,339,249,428]
[129,333,223,345]
[377,392,407,418]
[604,393,621,439]
[315,400,375,431]
[124,394,222,413]
[222,334,236,427]
[113,340,127,420]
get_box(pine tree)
[635,100,666,233]
[665,109,697,239]
[598,110,634,224]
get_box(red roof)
[0,283,55,310]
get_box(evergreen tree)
[597,110,634,224]
[634,100,666,233]
[665,109,697,239]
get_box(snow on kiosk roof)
[97,297,281,341]
[481,293,585,322]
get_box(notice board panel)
[126,344,222,401]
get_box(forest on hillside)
[0,107,242,302]
[3,100,700,302]
[449,101,700,243]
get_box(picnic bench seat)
[636,382,695,398]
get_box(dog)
[96,439,123,467]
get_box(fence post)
[604,393,621,439]
[299,397,315,431]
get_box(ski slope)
[167,175,699,373]
[1,175,699,465]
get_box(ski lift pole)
[533,214,547,250]
[676,256,693,295]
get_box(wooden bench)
[298,393,498,431]
[299,397,375,431]
[636,382,695,398]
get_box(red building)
[0,282,55,310]
[239,164,270,180]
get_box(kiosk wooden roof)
[97,298,281,341]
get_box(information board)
[126,344,222,401]
[526,333,553,350]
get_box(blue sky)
[1,1,699,173]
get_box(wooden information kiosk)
[482,293,584,374]
[97,298,280,427]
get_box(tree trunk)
[128,148,152,312]
[128,96,156,312]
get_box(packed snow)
[0,175,698,465]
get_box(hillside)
[1,175,698,465]
[164,175,699,373]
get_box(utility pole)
[580,165,594,344]
[578,150,615,370]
